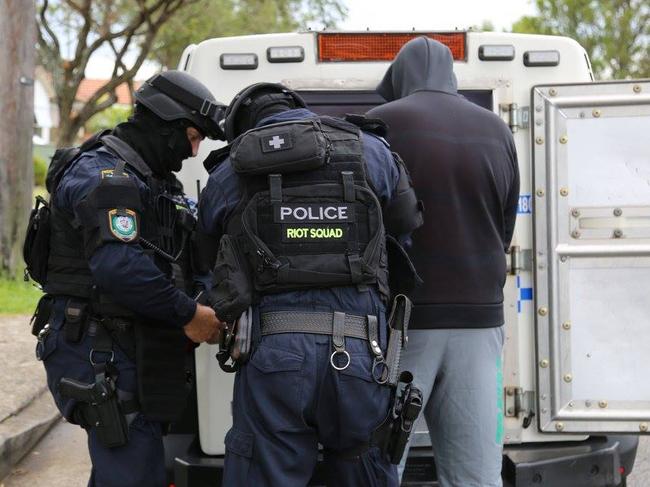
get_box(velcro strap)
[347,253,363,283]
[260,311,369,340]
[341,171,355,202]
[332,311,346,352]
[269,174,283,203]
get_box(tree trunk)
[0,0,36,277]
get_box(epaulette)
[204,145,232,172]
[344,114,388,138]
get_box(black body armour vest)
[226,116,389,300]
[43,137,195,422]
[44,139,194,315]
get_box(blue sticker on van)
[518,194,532,214]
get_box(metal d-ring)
[372,357,389,385]
[330,350,351,371]
[89,349,115,366]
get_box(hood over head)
[377,37,458,101]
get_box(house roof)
[77,79,142,105]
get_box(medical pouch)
[23,195,52,285]
[230,119,328,175]
[210,235,254,323]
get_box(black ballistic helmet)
[135,70,226,140]
[223,82,307,142]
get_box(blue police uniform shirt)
[55,145,197,328]
[198,108,399,317]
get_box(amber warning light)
[317,32,466,62]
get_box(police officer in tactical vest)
[197,83,423,486]
[27,71,225,487]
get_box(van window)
[298,89,493,118]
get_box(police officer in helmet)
[33,70,225,487]
[198,82,422,486]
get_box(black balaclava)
[377,37,458,102]
[113,104,193,176]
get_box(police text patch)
[108,209,138,242]
[273,203,355,223]
[261,133,292,153]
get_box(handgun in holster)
[59,375,129,448]
[372,371,424,464]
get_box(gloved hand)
[184,303,224,343]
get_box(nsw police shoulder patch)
[108,209,138,242]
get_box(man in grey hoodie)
[367,37,519,487]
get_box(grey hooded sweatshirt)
[368,37,519,329]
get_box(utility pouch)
[210,235,253,323]
[23,195,52,285]
[372,371,423,464]
[59,376,129,448]
[134,323,189,422]
[64,300,88,343]
[30,294,55,337]
[230,120,328,175]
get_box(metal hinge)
[508,246,533,275]
[500,103,529,133]
[505,387,536,428]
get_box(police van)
[169,30,650,486]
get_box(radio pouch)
[209,235,254,323]
[23,195,52,285]
[230,119,328,175]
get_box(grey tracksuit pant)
[398,326,505,487]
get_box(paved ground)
[0,315,59,480]
[1,313,649,486]
[1,419,89,487]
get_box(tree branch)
[37,0,61,60]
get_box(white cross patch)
[268,135,285,150]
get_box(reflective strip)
[496,355,504,445]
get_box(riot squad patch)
[261,133,293,153]
[283,226,347,242]
[108,209,138,242]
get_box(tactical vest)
[44,137,195,316]
[225,116,389,300]
[41,135,196,422]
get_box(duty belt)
[260,310,383,373]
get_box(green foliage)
[33,154,47,187]
[0,278,42,315]
[86,105,132,134]
[150,0,348,68]
[512,0,649,79]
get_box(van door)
[532,80,650,434]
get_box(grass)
[0,277,43,315]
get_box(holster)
[372,371,423,464]
[59,374,129,449]
[216,307,252,373]
[134,323,191,422]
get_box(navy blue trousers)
[38,299,165,487]
[223,331,398,486]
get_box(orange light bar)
[318,32,466,62]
